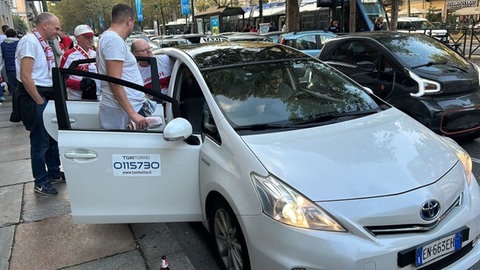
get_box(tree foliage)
[48,0,128,34]
[12,15,28,34]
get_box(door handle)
[50,118,77,124]
[64,150,97,160]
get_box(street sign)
[181,0,191,15]
[136,0,144,22]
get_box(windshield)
[377,35,470,70]
[204,60,381,130]
[411,20,435,30]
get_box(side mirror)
[163,117,193,141]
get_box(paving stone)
[21,182,71,222]
[9,214,136,270]
[0,184,22,227]
[0,225,14,270]
[131,223,183,260]
[63,250,147,270]
[0,159,31,187]
[132,223,195,270]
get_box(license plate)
[415,232,462,266]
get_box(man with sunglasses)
[131,39,173,97]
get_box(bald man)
[14,12,65,195]
[131,38,173,95]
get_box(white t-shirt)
[97,30,145,110]
[15,33,53,87]
[138,55,173,95]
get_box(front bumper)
[240,177,480,270]
[413,91,480,137]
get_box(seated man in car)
[131,39,173,97]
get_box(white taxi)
[44,42,480,270]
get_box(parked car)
[397,17,447,38]
[143,28,156,37]
[260,30,284,43]
[279,30,336,57]
[152,37,192,48]
[125,33,159,50]
[319,31,480,139]
[45,42,480,270]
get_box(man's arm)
[20,57,44,104]
[106,59,147,129]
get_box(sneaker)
[34,183,58,196]
[0,96,4,101]
[49,171,66,184]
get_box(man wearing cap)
[60,24,98,100]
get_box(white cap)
[74,24,94,37]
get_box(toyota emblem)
[420,200,441,221]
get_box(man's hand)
[130,113,148,130]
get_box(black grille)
[440,107,480,134]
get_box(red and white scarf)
[32,28,56,69]
[74,44,91,71]
[74,44,90,59]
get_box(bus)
[239,0,387,33]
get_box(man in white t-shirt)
[131,38,173,95]
[96,3,148,130]
[60,24,98,100]
[14,13,64,196]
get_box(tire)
[208,200,250,270]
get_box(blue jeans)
[6,71,17,96]
[30,98,61,186]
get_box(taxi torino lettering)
[112,154,161,177]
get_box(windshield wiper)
[411,61,448,69]
[293,108,380,126]
[411,61,468,73]
[233,123,294,131]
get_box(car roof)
[282,30,335,37]
[332,31,423,39]
[172,41,309,69]
[397,17,428,21]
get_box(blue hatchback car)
[279,30,336,57]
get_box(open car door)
[44,57,202,224]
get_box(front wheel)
[209,201,250,270]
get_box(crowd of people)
[7,3,174,196]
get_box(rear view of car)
[279,30,336,57]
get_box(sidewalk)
[0,94,195,270]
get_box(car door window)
[175,65,207,134]
[296,35,316,50]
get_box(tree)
[389,0,400,31]
[48,0,129,34]
[286,0,300,32]
[12,15,28,34]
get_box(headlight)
[251,173,346,231]
[407,69,441,97]
[440,136,473,185]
